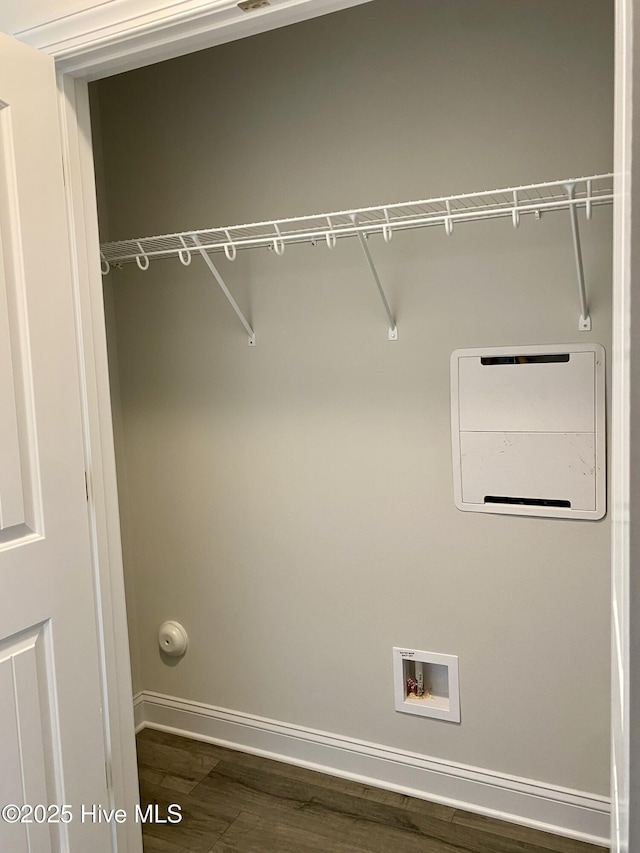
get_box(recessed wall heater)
[450,343,606,520]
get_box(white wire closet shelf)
[100,174,614,343]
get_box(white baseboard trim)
[133,691,145,732]
[134,690,610,847]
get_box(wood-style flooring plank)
[189,771,470,853]
[139,780,233,852]
[451,810,605,853]
[138,765,208,795]
[142,833,191,853]
[210,810,463,853]
[206,746,456,824]
[138,728,229,759]
[136,730,609,853]
[137,729,222,793]
[191,759,574,853]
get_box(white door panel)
[0,624,53,852]
[0,34,111,853]
[0,234,24,530]
[0,97,32,535]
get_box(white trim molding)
[13,0,374,79]
[134,690,610,848]
[611,0,635,850]
[57,73,143,853]
[133,690,145,729]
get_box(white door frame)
[56,74,143,853]
[35,1,635,850]
[611,1,636,850]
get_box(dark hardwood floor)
[136,728,608,853]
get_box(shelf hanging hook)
[272,224,285,256]
[325,217,337,249]
[135,242,150,270]
[382,208,393,243]
[100,252,110,276]
[178,236,192,266]
[444,201,454,236]
[585,179,593,221]
[512,191,520,228]
[224,230,237,261]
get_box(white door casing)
[0,33,112,853]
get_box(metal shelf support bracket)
[192,235,256,345]
[564,183,592,332]
[351,215,398,341]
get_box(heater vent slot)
[481,354,570,366]
[484,495,571,508]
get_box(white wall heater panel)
[450,343,605,520]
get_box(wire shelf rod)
[98,174,615,339]
[101,174,613,267]
[102,194,613,266]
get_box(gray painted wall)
[92,0,614,795]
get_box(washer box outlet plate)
[450,343,606,520]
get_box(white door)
[0,33,112,853]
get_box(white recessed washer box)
[393,648,460,722]
[450,343,606,520]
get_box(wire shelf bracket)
[564,183,591,331]
[192,235,256,346]
[100,174,614,338]
[352,215,398,341]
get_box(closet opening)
[87,1,614,850]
